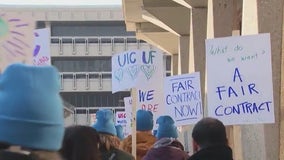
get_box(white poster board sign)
[164,72,203,126]
[0,12,35,71]
[33,28,51,66]
[124,97,132,123]
[115,111,127,125]
[206,33,274,125]
[135,51,165,122]
[112,50,164,93]
[123,97,132,137]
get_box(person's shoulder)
[113,148,135,160]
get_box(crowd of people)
[0,63,233,160]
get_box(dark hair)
[60,125,101,160]
[192,117,227,148]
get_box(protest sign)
[33,28,51,66]
[164,72,203,126]
[112,50,164,93]
[123,97,132,136]
[115,111,127,125]
[206,33,274,125]
[0,12,35,71]
[134,51,165,122]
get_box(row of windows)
[61,92,130,107]
[52,57,111,72]
[52,56,172,72]
[37,21,135,37]
[51,37,143,44]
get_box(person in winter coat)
[188,117,233,160]
[60,125,101,160]
[93,109,135,160]
[0,63,64,160]
[142,115,189,160]
[120,110,156,160]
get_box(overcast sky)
[0,0,122,6]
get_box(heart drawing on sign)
[114,68,123,82]
[141,65,155,80]
[127,65,139,80]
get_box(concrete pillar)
[178,36,190,74]
[180,7,208,155]
[231,1,243,159]
[281,8,284,158]
[207,1,244,159]
[171,54,179,75]
[189,7,207,113]
[207,0,234,38]
[241,0,283,160]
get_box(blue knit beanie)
[93,109,117,136]
[136,109,154,131]
[156,116,178,139]
[0,63,64,151]
[115,125,124,140]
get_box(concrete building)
[0,5,171,126]
[122,0,284,159]
[1,1,284,159]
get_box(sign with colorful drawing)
[112,50,164,93]
[164,72,203,126]
[206,33,274,125]
[0,12,35,71]
[33,28,51,66]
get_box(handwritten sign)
[123,97,132,137]
[164,73,203,126]
[115,111,127,125]
[112,50,164,93]
[124,97,132,123]
[0,12,35,71]
[206,33,274,125]
[134,51,165,122]
[33,28,51,66]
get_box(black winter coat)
[0,151,33,160]
[188,145,233,160]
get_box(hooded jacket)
[120,132,156,160]
[142,138,189,160]
[188,145,233,160]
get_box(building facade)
[1,5,171,126]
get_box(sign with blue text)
[164,72,203,126]
[206,33,274,125]
[135,51,165,122]
[112,50,164,93]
